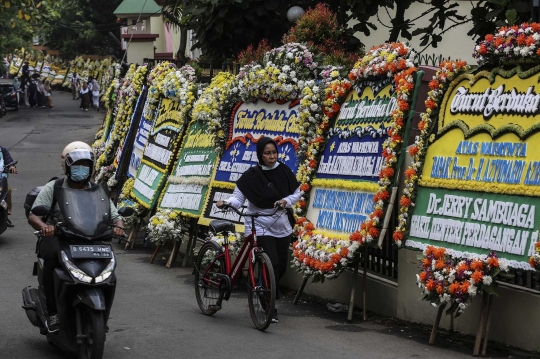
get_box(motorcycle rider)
[1,145,17,227]
[27,141,125,333]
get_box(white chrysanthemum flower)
[482,275,493,286]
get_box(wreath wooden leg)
[182,220,198,267]
[347,256,360,323]
[166,239,182,268]
[481,296,493,357]
[429,303,447,345]
[293,278,308,305]
[149,245,161,264]
[362,245,368,321]
[124,222,140,250]
[473,294,490,356]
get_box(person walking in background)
[12,77,20,107]
[12,77,20,91]
[28,78,37,108]
[71,73,79,100]
[87,76,94,106]
[44,80,53,108]
[37,78,45,108]
[91,78,100,110]
[79,82,90,111]
[21,76,30,108]
[22,61,29,79]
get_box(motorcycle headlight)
[0,200,6,210]
[95,254,116,283]
[61,251,92,283]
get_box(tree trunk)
[177,25,188,62]
[176,0,188,62]
[388,0,406,43]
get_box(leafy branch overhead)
[175,0,534,61]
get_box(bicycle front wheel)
[247,252,276,331]
[194,241,225,316]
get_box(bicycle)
[194,204,284,331]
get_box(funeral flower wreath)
[292,43,418,280]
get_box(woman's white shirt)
[225,185,301,237]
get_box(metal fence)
[414,53,451,67]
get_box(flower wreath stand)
[148,217,199,268]
[291,44,422,323]
[427,279,496,357]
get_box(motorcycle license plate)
[70,245,113,258]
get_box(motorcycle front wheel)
[78,308,106,359]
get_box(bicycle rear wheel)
[194,241,225,316]
[247,252,276,331]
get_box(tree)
[179,0,537,61]
[41,0,123,58]
[181,0,295,61]
[0,0,52,71]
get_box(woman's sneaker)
[271,309,278,324]
[46,314,60,333]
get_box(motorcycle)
[22,182,133,359]
[0,160,17,235]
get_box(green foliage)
[0,1,51,71]
[236,39,271,66]
[178,0,537,62]
[467,0,533,40]
[183,0,293,61]
[283,4,363,68]
[282,3,346,52]
[41,0,123,58]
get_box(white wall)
[352,1,479,64]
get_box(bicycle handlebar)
[219,203,284,218]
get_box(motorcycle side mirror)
[31,205,51,217]
[118,207,134,217]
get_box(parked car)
[0,84,18,111]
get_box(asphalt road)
[0,91,494,359]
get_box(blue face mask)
[70,165,90,182]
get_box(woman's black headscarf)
[236,137,299,209]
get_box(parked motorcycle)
[0,160,17,235]
[22,183,133,359]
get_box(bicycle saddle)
[209,220,235,235]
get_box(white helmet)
[61,141,95,175]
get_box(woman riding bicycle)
[217,137,301,324]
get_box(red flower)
[300,183,310,192]
[405,168,416,178]
[368,227,379,238]
[425,279,436,291]
[393,231,403,242]
[487,257,499,268]
[425,98,437,110]
[428,79,439,90]
[470,260,484,271]
[408,145,419,156]
[484,34,494,42]
[380,167,395,179]
[378,190,390,201]
[517,33,527,45]
[399,196,411,207]
[478,44,487,55]
[350,231,362,242]
[398,101,409,111]
[471,270,483,283]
